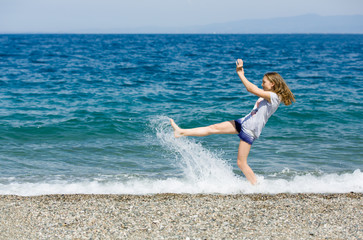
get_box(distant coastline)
[2,14,362,34]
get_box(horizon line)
[1,32,363,35]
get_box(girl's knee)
[208,124,220,134]
[237,158,248,169]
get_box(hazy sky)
[1,0,362,33]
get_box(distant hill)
[16,14,363,34]
[193,14,363,34]
[112,14,363,34]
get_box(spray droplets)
[151,116,242,188]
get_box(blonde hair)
[264,72,295,106]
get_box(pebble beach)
[0,193,362,239]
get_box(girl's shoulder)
[269,92,281,106]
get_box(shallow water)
[0,34,362,195]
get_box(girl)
[170,58,295,185]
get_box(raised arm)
[236,59,272,103]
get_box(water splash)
[152,116,238,181]
[150,116,247,193]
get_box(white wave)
[1,116,362,196]
[0,170,362,196]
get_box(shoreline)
[1,193,362,239]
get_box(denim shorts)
[234,119,255,145]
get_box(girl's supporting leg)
[237,140,257,185]
[170,119,238,138]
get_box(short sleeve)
[270,92,280,107]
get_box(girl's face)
[262,76,274,91]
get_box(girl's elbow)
[246,85,259,94]
[246,87,255,93]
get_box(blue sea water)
[0,34,362,195]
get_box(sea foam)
[0,170,362,196]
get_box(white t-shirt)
[241,92,281,138]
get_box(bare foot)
[169,118,183,138]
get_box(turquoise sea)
[0,34,362,195]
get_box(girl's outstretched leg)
[237,140,257,185]
[169,119,237,138]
